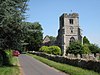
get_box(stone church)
[56,13,82,56]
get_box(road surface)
[19,54,68,75]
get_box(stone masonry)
[56,13,82,56]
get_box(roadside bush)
[0,49,13,66]
[0,53,3,66]
[49,46,61,55]
[39,46,61,55]
[39,46,51,54]
[5,49,13,64]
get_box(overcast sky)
[26,0,100,47]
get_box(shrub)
[0,53,3,66]
[3,49,13,65]
[49,46,61,55]
[0,49,13,66]
[39,46,61,55]
[39,46,51,54]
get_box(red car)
[13,50,20,57]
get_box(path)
[19,54,68,75]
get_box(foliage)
[39,46,50,54]
[39,46,61,55]
[67,41,83,55]
[89,44,100,54]
[0,57,20,75]
[0,53,3,66]
[0,49,13,66]
[4,49,13,65]
[49,46,61,55]
[83,36,90,45]
[21,22,43,51]
[0,0,28,50]
[29,54,100,75]
[82,44,91,54]
[49,36,56,43]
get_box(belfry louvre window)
[69,19,73,24]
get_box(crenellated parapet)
[60,13,79,18]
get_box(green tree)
[83,36,90,45]
[22,22,43,51]
[82,44,91,54]
[67,41,83,55]
[0,0,28,50]
[89,44,100,55]
[49,36,56,42]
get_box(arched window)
[70,37,75,44]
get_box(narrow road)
[19,54,68,75]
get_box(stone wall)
[29,51,100,73]
[66,53,100,60]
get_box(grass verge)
[29,54,100,75]
[0,57,20,75]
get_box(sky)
[25,0,100,47]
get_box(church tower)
[57,13,82,56]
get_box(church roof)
[43,35,50,43]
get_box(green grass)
[0,57,20,75]
[29,54,100,75]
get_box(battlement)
[60,13,79,18]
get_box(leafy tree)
[0,0,28,50]
[49,36,56,42]
[89,44,100,55]
[83,36,90,45]
[82,44,91,54]
[67,41,83,55]
[22,22,43,51]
